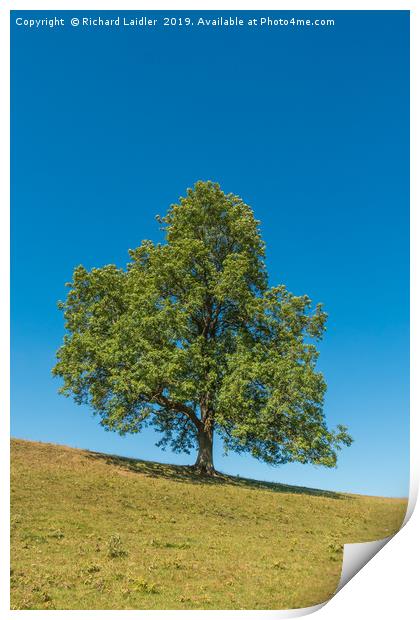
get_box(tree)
[53,181,352,475]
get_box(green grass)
[10,438,407,610]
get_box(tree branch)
[154,392,203,430]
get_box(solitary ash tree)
[53,181,352,475]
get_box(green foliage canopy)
[53,181,352,471]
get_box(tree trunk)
[194,427,215,475]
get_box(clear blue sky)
[11,11,409,497]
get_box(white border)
[2,1,417,618]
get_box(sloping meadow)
[10,439,407,610]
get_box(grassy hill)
[10,438,407,610]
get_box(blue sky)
[11,11,409,497]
